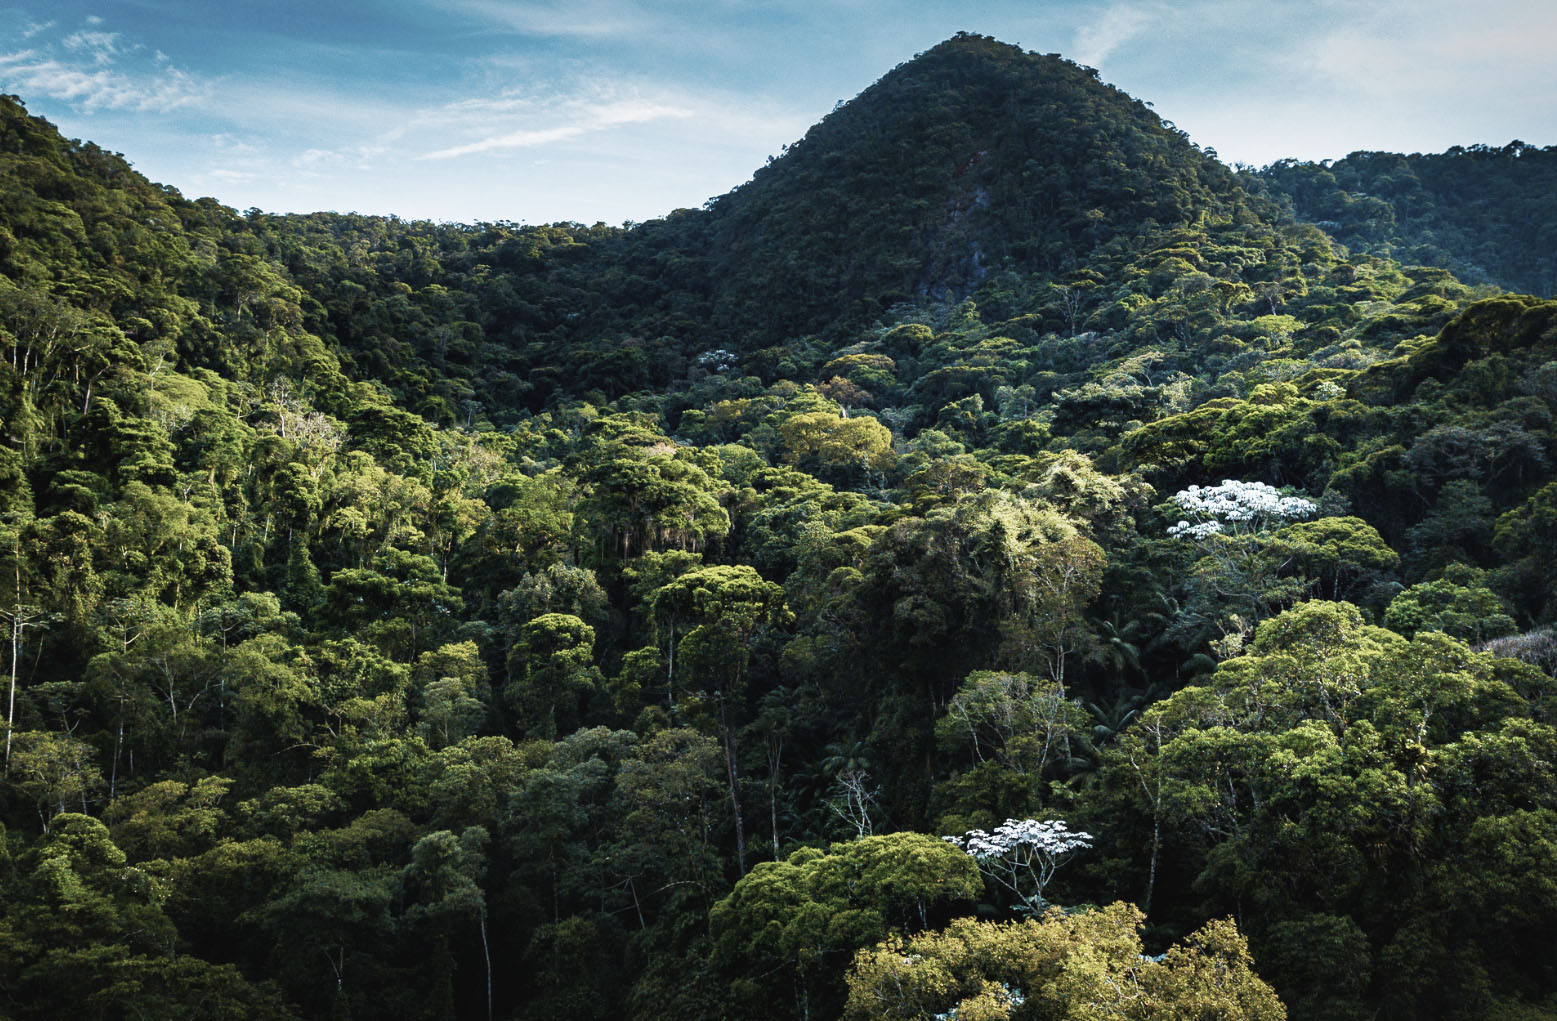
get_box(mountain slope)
[698,33,1272,343]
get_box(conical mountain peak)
[697,33,1267,342]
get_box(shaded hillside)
[699,33,1272,344]
[1255,142,1557,296]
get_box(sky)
[2,1,1554,225]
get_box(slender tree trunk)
[770,776,781,858]
[629,877,645,929]
[325,946,344,994]
[1145,810,1160,914]
[767,735,783,857]
[719,694,747,875]
[6,613,18,768]
[665,626,676,709]
[1132,731,1165,916]
[111,710,125,799]
[5,532,27,769]
[725,732,747,875]
[479,913,492,1021]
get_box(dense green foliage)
[1255,143,1557,297]
[1,32,1555,1019]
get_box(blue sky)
[3,1,1554,225]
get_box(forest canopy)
[1,32,1555,1020]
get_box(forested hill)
[693,33,1268,343]
[1254,142,1557,297]
[258,33,1278,416]
[3,31,1557,1021]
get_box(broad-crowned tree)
[844,903,1284,1021]
[710,832,980,1020]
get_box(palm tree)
[1093,614,1143,681]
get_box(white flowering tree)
[1165,480,1316,652]
[944,818,1092,913]
[1167,480,1316,540]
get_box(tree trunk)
[1145,809,1160,914]
[6,613,17,768]
[767,735,783,857]
[719,694,747,875]
[770,776,781,858]
[479,913,492,1021]
[111,709,125,799]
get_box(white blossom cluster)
[1167,520,1227,539]
[1166,480,1315,539]
[696,348,738,373]
[943,818,1093,861]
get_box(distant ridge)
[1255,143,1557,297]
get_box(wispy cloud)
[1073,3,1156,69]
[294,148,349,170]
[444,0,656,40]
[0,50,203,111]
[0,17,205,113]
[422,96,693,159]
[63,29,119,65]
[1297,1,1557,96]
